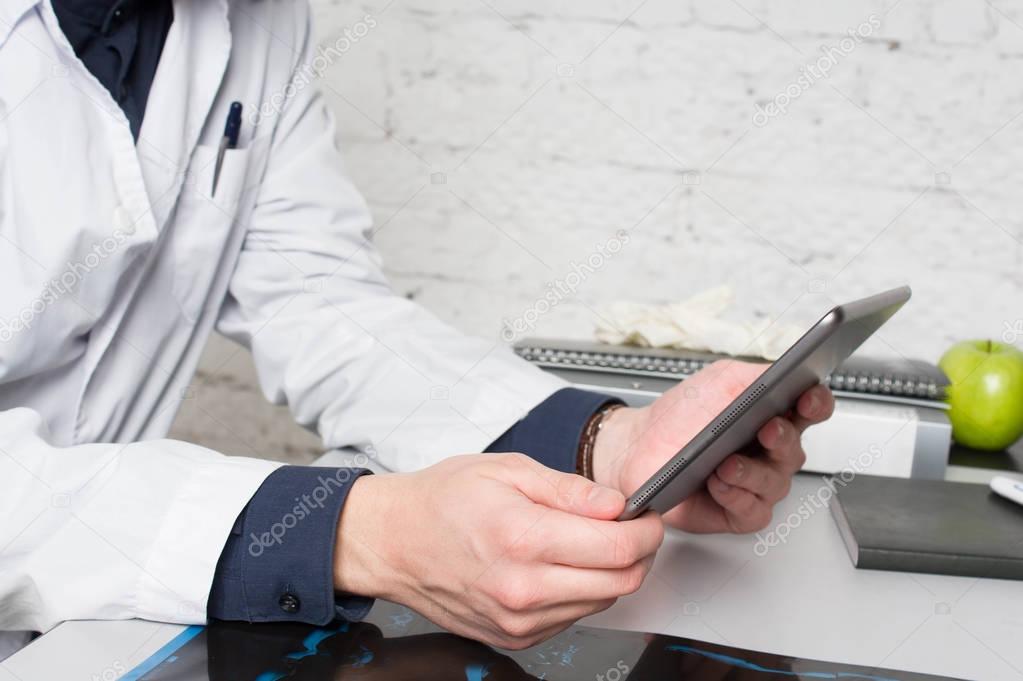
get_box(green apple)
[939,340,1023,451]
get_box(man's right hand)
[333,453,664,649]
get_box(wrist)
[590,406,642,491]
[333,474,405,601]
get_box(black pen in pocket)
[212,101,242,196]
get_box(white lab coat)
[0,0,563,634]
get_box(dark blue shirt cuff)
[486,388,623,473]
[209,466,373,625]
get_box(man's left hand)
[591,359,835,534]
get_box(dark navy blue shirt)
[52,0,173,140]
[54,2,621,625]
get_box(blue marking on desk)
[284,622,349,660]
[121,626,204,681]
[465,662,491,680]
[666,645,900,681]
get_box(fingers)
[511,552,654,605]
[792,384,835,431]
[543,555,655,602]
[396,453,667,653]
[695,408,816,534]
[491,558,653,623]
[756,417,806,475]
[497,453,663,567]
[484,558,655,649]
[671,450,792,534]
[705,399,827,532]
[639,373,835,539]
[751,386,834,478]
[715,452,791,503]
[503,454,625,521]
[706,415,802,507]
[706,473,773,533]
[660,489,731,534]
[529,510,664,569]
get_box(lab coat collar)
[135,0,232,232]
[0,0,41,48]
[2,0,234,232]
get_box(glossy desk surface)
[4,468,1022,681]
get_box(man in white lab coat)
[0,0,833,652]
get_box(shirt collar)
[0,0,140,48]
[0,0,41,47]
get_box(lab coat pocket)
[171,136,271,323]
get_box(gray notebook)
[831,475,1023,580]
[514,338,949,404]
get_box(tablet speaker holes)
[634,456,688,506]
[710,383,766,436]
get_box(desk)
[4,472,1021,681]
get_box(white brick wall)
[316,0,1023,360]
[172,0,1023,458]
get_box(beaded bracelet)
[576,403,625,481]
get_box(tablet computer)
[618,285,912,521]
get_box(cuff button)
[278,592,301,614]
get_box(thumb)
[503,453,626,520]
